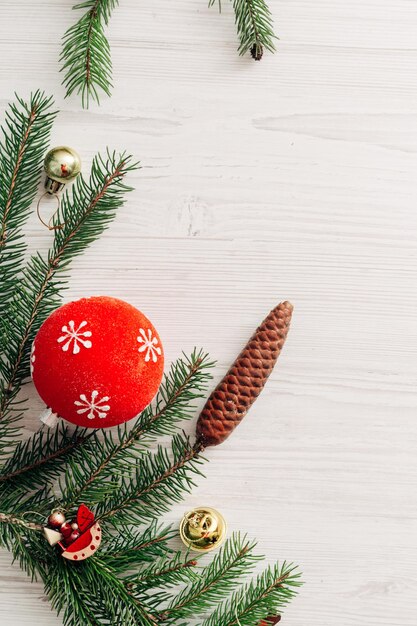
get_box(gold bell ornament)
[37,146,81,230]
[179,506,227,553]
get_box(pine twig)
[136,553,198,587]
[209,0,277,60]
[102,523,177,574]
[132,556,198,588]
[202,562,302,626]
[61,0,119,108]
[0,92,56,335]
[233,0,276,59]
[0,512,42,532]
[0,426,95,486]
[94,435,205,526]
[161,534,259,621]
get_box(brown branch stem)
[110,533,171,560]
[85,0,101,89]
[132,559,197,586]
[245,0,262,47]
[0,103,38,247]
[0,512,42,532]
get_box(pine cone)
[196,301,293,448]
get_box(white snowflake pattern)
[57,320,92,354]
[74,390,110,420]
[30,343,36,376]
[137,328,162,363]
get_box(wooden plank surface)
[0,0,416,624]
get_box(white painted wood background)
[1,0,417,624]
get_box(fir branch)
[161,534,259,621]
[122,554,199,618]
[102,523,176,572]
[92,558,162,626]
[60,350,213,509]
[0,476,51,521]
[0,525,47,580]
[0,91,56,325]
[94,434,205,526]
[233,0,276,58]
[201,562,302,626]
[0,512,42,531]
[209,0,277,60]
[0,426,96,522]
[0,516,52,583]
[0,151,138,457]
[47,556,160,626]
[46,557,112,626]
[130,553,198,590]
[61,0,119,108]
[59,431,126,508]
[0,424,93,491]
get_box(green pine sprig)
[0,425,93,523]
[209,0,277,60]
[161,533,260,621]
[61,0,119,108]
[0,424,92,493]
[0,91,56,327]
[46,556,160,626]
[201,561,302,626]
[94,433,205,527]
[128,552,198,591]
[102,522,176,572]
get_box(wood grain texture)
[0,0,417,624]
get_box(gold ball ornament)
[44,146,81,193]
[179,507,227,552]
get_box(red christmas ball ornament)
[32,296,164,428]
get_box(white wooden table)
[1,1,416,624]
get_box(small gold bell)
[179,507,227,553]
[37,146,81,230]
[43,146,81,194]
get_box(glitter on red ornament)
[32,296,164,428]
